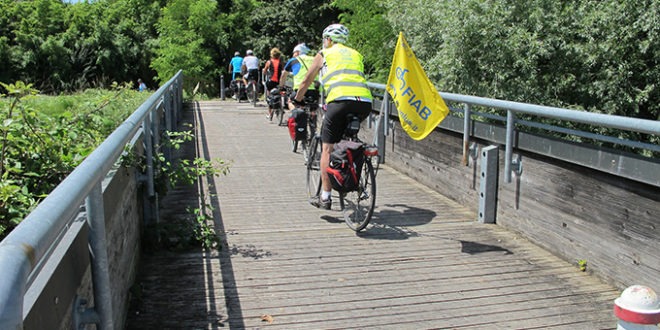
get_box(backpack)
[287,108,308,141]
[327,140,365,192]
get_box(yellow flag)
[386,32,449,140]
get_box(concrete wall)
[361,115,660,291]
[23,161,143,329]
[102,164,143,329]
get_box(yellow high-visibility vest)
[321,44,372,103]
[294,55,316,90]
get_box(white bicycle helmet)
[322,24,349,44]
[293,43,310,55]
[246,49,253,55]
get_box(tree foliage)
[151,0,225,85]
[331,0,395,82]
[247,0,340,58]
[381,0,658,124]
[0,0,655,122]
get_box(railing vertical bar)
[377,93,390,164]
[462,104,472,166]
[153,101,162,158]
[164,91,173,162]
[144,115,154,197]
[504,110,515,183]
[85,183,114,330]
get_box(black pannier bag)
[268,88,282,109]
[327,140,365,192]
[230,79,247,100]
[287,108,308,141]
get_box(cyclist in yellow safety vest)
[280,43,320,113]
[293,24,373,210]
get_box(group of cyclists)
[229,24,373,211]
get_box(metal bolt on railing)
[614,285,660,330]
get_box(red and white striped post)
[614,285,660,330]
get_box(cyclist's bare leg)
[286,99,296,111]
[320,142,333,198]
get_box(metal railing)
[367,82,660,186]
[0,71,183,329]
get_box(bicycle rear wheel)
[300,135,308,162]
[248,83,257,106]
[278,95,287,126]
[306,135,322,199]
[341,158,376,232]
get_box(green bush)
[0,81,148,239]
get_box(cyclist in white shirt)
[241,49,260,85]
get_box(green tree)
[6,0,68,93]
[246,0,341,59]
[331,0,394,82]
[151,0,226,90]
[382,0,659,126]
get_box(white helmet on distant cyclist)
[246,49,253,55]
[293,43,310,55]
[322,24,349,44]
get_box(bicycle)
[305,113,378,232]
[244,69,259,107]
[292,92,319,158]
[268,86,289,126]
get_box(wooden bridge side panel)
[363,118,660,291]
[497,152,660,291]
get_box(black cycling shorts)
[265,80,279,92]
[246,69,259,82]
[321,100,371,144]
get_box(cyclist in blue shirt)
[280,43,318,104]
[228,51,243,80]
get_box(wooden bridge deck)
[126,100,620,329]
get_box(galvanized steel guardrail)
[366,82,660,185]
[0,70,183,329]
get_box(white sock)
[321,190,331,201]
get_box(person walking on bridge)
[293,24,372,210]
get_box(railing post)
[84,183,114,330]
[220,75,225,100]
[375,93,389,164]
[143,115,154,198]
[504,110,515,183]
[462,104,472,166]
[164,91,173,163]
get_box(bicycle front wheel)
[277,107,285,126]
[306,135,322,199]
[342,159,376,232]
